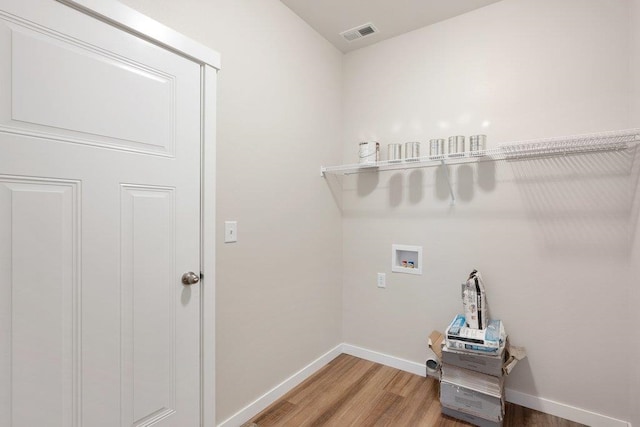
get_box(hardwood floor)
[244,354,586,427]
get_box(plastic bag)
[462,269,488,329]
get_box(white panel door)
[0,1,202,426]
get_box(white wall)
[629,3,640,427]
[633,0,640,126]
[630,203,640,427]
[119,0,344,423]
[342,0,635,422]
[115,0,640,424]
[630,193,640,427]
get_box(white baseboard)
[217,344,343,427]
[505,388,630,427]
[217,343,631,427]
[341,343,426,377]
[344,344,631,427]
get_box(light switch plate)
[224,221,237,243]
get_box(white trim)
[217,345,344,427]
[215,343,632,427]
[341,344,426,377]
[201,65,218,427]
[56,0,221,69]
[505,388,630,427]
[343,344,631,427]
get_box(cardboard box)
[426,330,444,378]
[445,314,505,354]
[441,404,503,427]
[502,344,527,375]
[428,330,526,377]
[441,364,504,397]
[428,330,444,359]
[440,363,504,422]
[440,380,504,422]
[431,324,527,426]
[442,344,506,377]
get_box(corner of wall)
[630,0,640,127]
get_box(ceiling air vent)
[340,23,378,42]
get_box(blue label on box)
[447,314,467,337]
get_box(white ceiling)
[280,0,504,53]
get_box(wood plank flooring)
[244,354,586,427]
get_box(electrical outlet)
[377,273,386,288]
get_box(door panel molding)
[120,185,177,426]
[0,1,218,425]
[0,12,177,157]
[0,175,81,427]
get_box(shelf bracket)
[441,159,456,206]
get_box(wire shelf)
[500,128,639,159]
[321,128,640,176]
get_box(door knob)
[181,271,200,285]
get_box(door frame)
[54,1,220,425]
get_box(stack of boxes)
[428,271,525,427]
[440,315,508,427]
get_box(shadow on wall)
[435,161,497,204]
[345,147,640,257]
[389,170,428,207]
[630,145,640,247]
[358,171,379,197]
[508,148,640,257]
[351,160,500,209]
[389,173,402,207]
[408,170,423,204]
[324,173,344,212]
[457,164,475,202]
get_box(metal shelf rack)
[320,128,640,177]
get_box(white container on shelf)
[358,141,379,164]
[470,135,487,155]
[448,135,465,156]
[405,141,420,161]
[430,139,445,157]
[388,143,402,162]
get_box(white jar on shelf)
[358,141,379,164]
